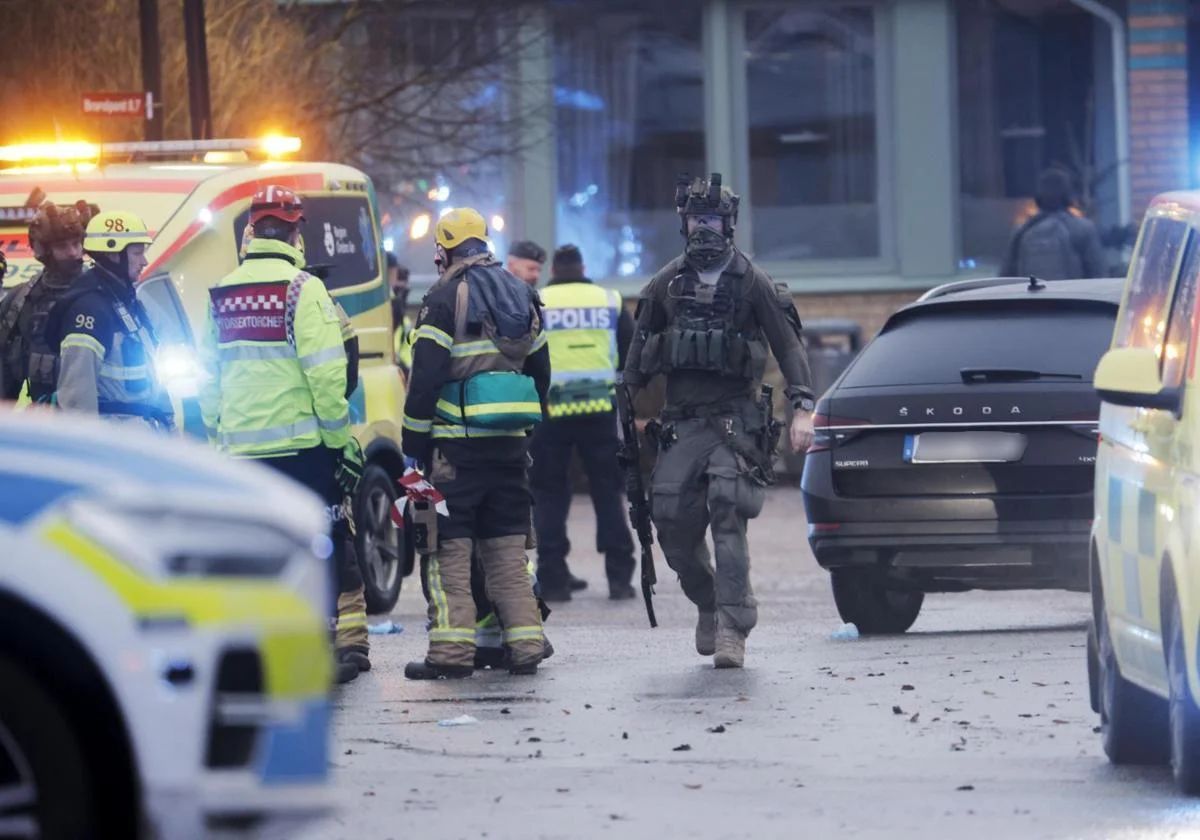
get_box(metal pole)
[183,0,213,140]
[138,0,164,141]
[1069,0,1131,226]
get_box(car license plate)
[903,432,1026,464]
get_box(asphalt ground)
[283,489,1200,840]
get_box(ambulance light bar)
[0,135,302,165]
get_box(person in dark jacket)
[1000,167,1106,280]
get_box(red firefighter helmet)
[248,185,304,226]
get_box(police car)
[0,409,333,836]
[0,137,413,613]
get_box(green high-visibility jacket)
[198,237,351,457]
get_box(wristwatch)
[797,397,816,413]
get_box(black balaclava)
[685,224,732,272]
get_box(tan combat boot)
[713,624,745,669]
[695,611,717,656]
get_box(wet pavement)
[287,489,1200,840]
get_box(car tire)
[355,464,403,614]
[0,653,96,839]
[1097,601,1168,764]
[1087,622,1101,714]
[1166,596,1200,793]
[830,569,924,634]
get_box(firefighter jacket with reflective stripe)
[198,237,351,457]
[401,254,551,468]
[540,281,622,418]
[47,264,175,426]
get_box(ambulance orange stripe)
[143,172,324,277]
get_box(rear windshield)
[840,302,1116,387]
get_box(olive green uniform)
[623,250,813,635]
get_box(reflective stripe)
[218,344,295,363]
[551,369,617,383]
[219,416,319,446]
[99,363,149,381]
[532,331,548,351]
[503,625,544,643]
[317,413,350,432]
[450,339,499,358]
[61,334,105,358]
[299,345,344,370]
[435,399,541,419]
[431,425,527,439]
[402,413,432,433]
[427,553,450,635]
[429,628,477,644]
[548,398,612,418]
[415,324,453,350]
[337,611,368,630]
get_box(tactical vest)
[430,258,544,437]
[638,261,767,382]
[541,282,620,418]
[0,268,78,402]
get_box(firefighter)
[0,200,98,401]
[198,185,370,684]
[532,244,637,602]
[46,210,174,428]
[401,207,550,679]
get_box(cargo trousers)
[423,450,545,669]
[257,446,369,655]
[650,399,767,635]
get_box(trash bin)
[782,319,864,478]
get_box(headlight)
[156,344,204,400]
[65,499,308,580]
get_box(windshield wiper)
[960,367,1083,383]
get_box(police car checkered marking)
[216,293,285,314]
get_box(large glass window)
[554,3,704,278]
[957,0,1101,269]
[744,6,879,261]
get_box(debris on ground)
[367,620,404,635]
[892,705,904,715]
[437,715,479,727]
[673,744,692,752]
[708,725,727,734]
[830,622,860,641]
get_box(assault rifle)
[616,382,658,628]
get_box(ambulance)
[1090,190,1200,793]
[0,137,413,612]
[0,409,333,837]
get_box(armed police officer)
[0,200,97,402]
[401,208,550,680]
[46,211,174,428]
[623,174,815,669]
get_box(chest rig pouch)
[638,267,766,381]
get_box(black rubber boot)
[608,582,636,601]
[335,659,359,685]
[509,661,538,676]
[339,648,371,673]
[404,660,473,680]
[474,646,507,670]
[542,637,555,660]
[569,574,589,592]
[541,582,572,603]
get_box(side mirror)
[1094,347,1182,413]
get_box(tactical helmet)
[675,173,739,236]
[84,210,153,254]
[435,208,489,250]
[28,200,97,260]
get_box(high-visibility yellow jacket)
[540,281,622,417]
[198,237,351,457]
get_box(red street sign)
[82,92,147,118]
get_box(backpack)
[1013,212,1083,281]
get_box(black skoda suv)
[801,277,1122,633]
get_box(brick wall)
[1128,0,1191,214]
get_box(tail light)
[807,407,869,454]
